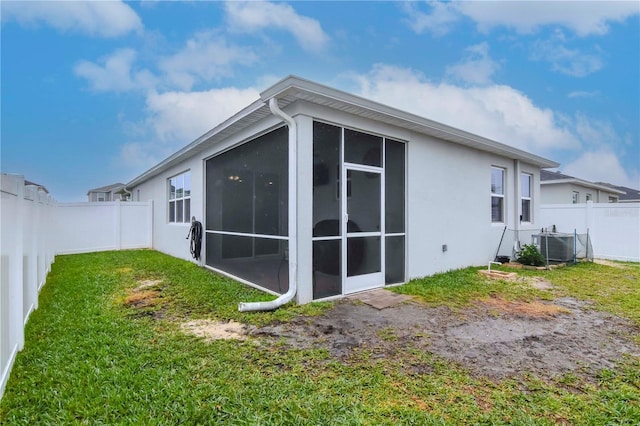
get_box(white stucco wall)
[292,102,544,282]
[131,99,545,300]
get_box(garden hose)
[186,217,203,260]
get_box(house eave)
[127,98,269,189]
[260,76,559,168]
[128,75,559,188]
[541,179,627,195]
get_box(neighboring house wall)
[87,184,126,202]
[541,182,621,204]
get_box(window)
[491,167,505,223]
[520,173,532,222]
[169,171,191,223]
[586,193,592,202]
[572,191,579,204]
[609,196,618,203]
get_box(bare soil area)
[249,296,640,380]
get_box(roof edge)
[261,76,559,168]
[541,178,626,194]
[126,98,266,189]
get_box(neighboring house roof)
[24,179,49,194]
[127,75,559,188]
[87,182,125,195]
[594,182,640,202]
[540,170,626,195]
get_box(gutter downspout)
[238,97,297,312]
[122,186,133,201]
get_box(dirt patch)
[134,279,163,291]
[594,259,627,269]
[480,295,568,318]
[123,280,165,317]
[181,320,247,341]
[124,290,160,308]
[525,277,555,291]
[250,297,640,380]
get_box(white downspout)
[122,187,133,201]
[238,97,297,312]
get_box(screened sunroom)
[203,119,406,301]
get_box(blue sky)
[2,1,639,201]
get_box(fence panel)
[1,174,152,399]
[540,202,640,262]
[53,201,152,254]
[1,175,28,399]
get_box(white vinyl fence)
[540,201,640,262]
[54,201,153,254]
[1,174,152,398]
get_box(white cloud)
[568,90,600,99]
[2,0,142,37]
[158,31,258,91]
[349,64,579,155]
[225,1,329,52]
[445,42,500,85]
[116,86,261,173]
[574,113,617,147]
[117,140,166,173]
[403,0,460,36]
[531,31,603,77]
[145,87,260,142]
[403,1,639,37]
[562,149,640,189]
[457,1,639,36]
[74,49,156,92]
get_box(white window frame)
[491,167,505,223]
[572,191,579,204]
[586,193,592,202]
[168,171,191,224]
[520,173,532,223]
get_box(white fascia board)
[126,98,266,188]
[261,76,560,168]
[541,179,626,194]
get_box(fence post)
[585,200,593,232]
[10,177,25,351]
[148,200,154,249]
[115,200,122,250]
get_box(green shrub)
[517,243,546,266]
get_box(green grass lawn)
[1,250,638,425]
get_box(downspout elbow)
[238,98,297,312]
[122,186,133,201]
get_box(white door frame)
[342,162,385,294]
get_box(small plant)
[517,244,546,266]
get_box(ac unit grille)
[539,235,574,262]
